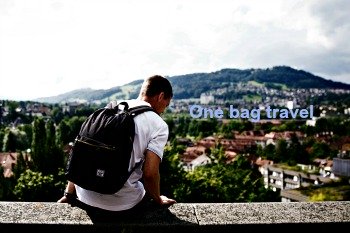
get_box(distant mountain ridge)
[34,66,350,103]
[35,86,123,103]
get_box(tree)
[176,116,190,137]
[45,119,64,175]
[220,120,244,138]
[161,142,280,203]
[315,117,329,133]
[0,129,4,152]
[18,124,33,149]
[51,106,65,125]
[264,143,276,161]
[11,128,30,152]
[160,145,188,199]
[180,155,279,202]
[188,119,218,138]
[13,169,65,202]
[311,142,331,160]
[288,133,308,165]
[4,101,20,124]
[66,116,86,142]
[57,120,71,146]
[0,166,16,201]
[164,117,176,141]
[31,117,47,172]
[12,151,27,179]
[2,128,16,152]
[301,125,316,136]
[1,127,29,152]
[188,119,199,137]
[275,139,288,163]
[242,120,254,131]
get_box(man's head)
[138,75,173,114]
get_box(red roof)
[0,152,17,178]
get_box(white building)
[200,93,214,105]
[184,154,211,171]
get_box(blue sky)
[1,0,349,101]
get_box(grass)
[274,163,319,174]
[300,183,350,201]
[247,80,264,87]
[243,94,262,103]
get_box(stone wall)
[1,201,350,233]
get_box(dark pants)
[70,195,156,223]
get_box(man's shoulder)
[107,99,164,124]
[125,99,151,108]
[106,99,151,109]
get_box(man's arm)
[57,181,76,203]
[143,150,176,206]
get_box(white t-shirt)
[75,99,169,211]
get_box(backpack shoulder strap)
[128,105,156,117]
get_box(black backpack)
[65,101,155,194]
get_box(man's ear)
[157,92,165,101]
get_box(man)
[57,75,176,217]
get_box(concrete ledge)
[1,201,350,232]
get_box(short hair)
[139,75,173,99]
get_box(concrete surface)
[0,201,350,232]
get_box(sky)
[0,0,350,101]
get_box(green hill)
[34,66,350,103]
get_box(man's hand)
[57,196,69,203]
[159,195,177,206]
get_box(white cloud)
[0,0,349,101]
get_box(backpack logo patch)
[96,169,105,178]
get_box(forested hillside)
[34,66,350,103]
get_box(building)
[261,164,333,192]
[0,152,17,178]
[200,93,214,105]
